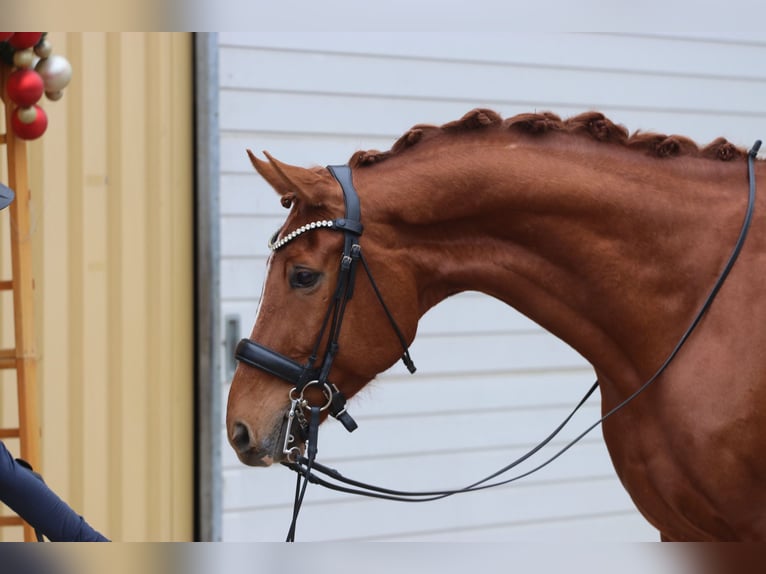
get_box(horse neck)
[357,138,748,382]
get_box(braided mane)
[349,109,748,168]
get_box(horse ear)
[247,150,326,208]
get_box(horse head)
[226,152,419,466]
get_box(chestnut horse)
[226,109,766,541]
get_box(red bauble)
[11,105,48,140]
[6,69,44,107]
[0,33,15,42]
[8,33,42,50]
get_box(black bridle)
[235,165,416,438]
[236,143,760,541]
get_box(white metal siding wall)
[218,32,766,541]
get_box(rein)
[238,142,761,541]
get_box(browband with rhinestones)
[268,220,336,251]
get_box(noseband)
[235,165,416,452]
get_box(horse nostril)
[231,421,252,453]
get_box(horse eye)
[290,268,320,289]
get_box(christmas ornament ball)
[12,105,48,140]
[35,55,73,92]
[13,49,37,69]
[45,90,63,102]
[8,32,42,50]
[17,106,38,124]
[34,39,52,59]
[6,69,44,107]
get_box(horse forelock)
[349,109,750,167]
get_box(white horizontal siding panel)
[219,33,766,80]
[398,331,585,374]
[222,474,645,542]
[221,215,283,256]
[219,90,497,136]
[220,134,395,176]
[401,511,658,542]
[219,91,764,153]
[220,47,766,115]
[221,258,267,300]
[347,369,598,417]
[220,174,285,215]
[393,293,541,336]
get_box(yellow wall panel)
[1,32,194,541]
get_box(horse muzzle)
[228,412,303,467]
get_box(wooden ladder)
[0,65,42,542]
